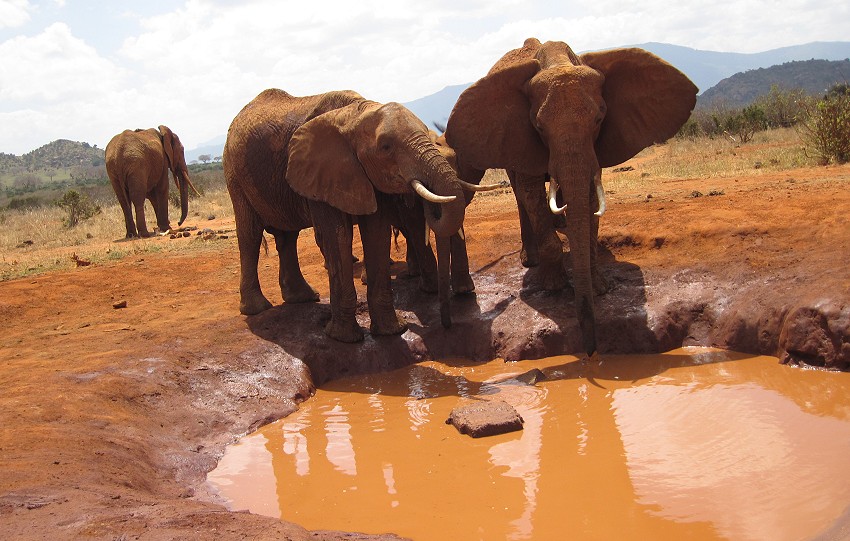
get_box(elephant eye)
[377,136,393,154]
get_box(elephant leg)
[398,209,438,293]
[589,197,610,296]
[311,202,363,343]
[508,170,540,268]
[358,202,407,337]
[112,180,138,238]
[231,188,273,315]
[436,233,452,328]
[150,181,172,233]
[269,229,320,304]
[132,198,152,237]
[512,172,569,290]
[126,177,152,237]
[449,230,475,294]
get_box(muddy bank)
[1,163,848,539]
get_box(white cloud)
[0,23,125,102]
[0,0,849,154]
[0,0,31,28]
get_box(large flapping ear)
[158,125,176,170]
[287,105,378,215]
[581,48,698,168]
[446,58,548,175]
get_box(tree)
[55,190,101,227]
[798,88,850,164]
[198,154,211,164]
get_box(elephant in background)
[105,125,197,238]
[224,89,475,343]
[445,38,697,357]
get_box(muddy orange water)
[207,348,850,541]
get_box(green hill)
[698,58,850,108]
[1,140,108,207]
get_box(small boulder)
[446,400,523,438]
[494,368,547,386]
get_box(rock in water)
[494,368,547,386]
[446,400,523,438]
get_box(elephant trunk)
[410,135,466,238]
[557,155,598,358]
[177,168,191,226]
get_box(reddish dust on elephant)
[2,140,849,538]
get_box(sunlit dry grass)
[0,173,235,280]
[604,127,813,193]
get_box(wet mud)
[1,156,849,539]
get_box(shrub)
[55,189,102,227]
[7,196,43,210]
[797,88,850,164]
[753,85,810,128]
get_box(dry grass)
[603,127,813,193]
[0,181,235,281]
[0,128,818,281]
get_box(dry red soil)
[2,148,849,539]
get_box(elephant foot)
[452,273,475,295]
[282,285,320,304]
[539,265,570,291]
[418,275,438,294]
[240,293,274,315]
[440,300,452,329]
[520,247,539,268]
[325,318,365,343]
[592,267,610,296]
[370,311,407,337]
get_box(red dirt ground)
[1,149,849,539]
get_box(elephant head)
[158,125,195,226]
[285,101,467,238]
[446,38,697,357]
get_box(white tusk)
[548,178,568,214]
[412,179,457,203]
[458,179,503,192]
[594,172,606,217]
[458,226,465,241]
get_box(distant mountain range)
[698,58,850,108]
[6,41,848,162]
[124,40,850,161]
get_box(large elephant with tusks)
[225,89,480,342]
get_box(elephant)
[377,130,495,327]
[445,38,698,358]
[224,88,484,343]
[105,125,197,238]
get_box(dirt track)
[1,148,849,539]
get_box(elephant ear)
[158,125,176,170]
[581,48,698,168]
[446,58,548,175]
[287,106,377,215]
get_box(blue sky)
[1,0,848,155]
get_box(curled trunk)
[411,136,466,238]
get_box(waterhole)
[207,348,850,540]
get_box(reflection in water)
[208,349,850,541]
